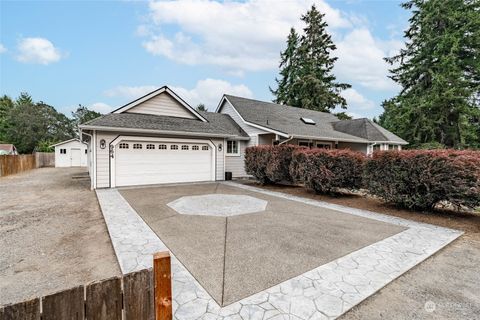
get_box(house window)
[226,140,239,155]
[298,141,310,148]
[316,143,331,149]
[202,145,209,151]
[192,145,199,150]
[181,145,189,150]
[159,144,167,150]
[133,143,142,149]
[119,143,129,149]
[171,145,178,150]
[388,144,398,150]
[60,148,66,154]
[373,144,381,151]
[146,144,155,149]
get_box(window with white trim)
[192,145,199,150]
[298,141,310,148]
[119,143,129,149]
[181,145,189,150]
[146,144,155,149]
[316,142,331,149]
[202,145,209,151]
[226,140,239,155]
[159,144,167,150]
[133,143,142,149]
[171,145,178,150]
[60,148,67,154]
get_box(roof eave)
[78,124,248,139]
[291,135,369,144]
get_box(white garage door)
[114,140,214,187]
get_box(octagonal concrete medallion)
[167,194,268,217]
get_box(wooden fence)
[35,152,55,168]
[0,253,172,320]
[0,155,36,177]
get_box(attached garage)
[111,137,216,187]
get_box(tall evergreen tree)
[379,0,480,148]
[271,28,300,106]
[271,5,351,112]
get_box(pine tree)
[379,0,480,148]
[271,28,300,106]
[271,5,350,112]
[293,5,351,112]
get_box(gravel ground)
[242,181,480,320]
[0,167,120,305]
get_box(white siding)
[220,100,267,177]
[127,92,197,119]
[95,131,226,188]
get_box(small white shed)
[53,139,88,167]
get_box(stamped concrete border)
[96,182,462,320]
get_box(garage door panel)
[114,140,214,187]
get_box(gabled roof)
[51,138,87,147]
[112,86,207,122]
[80,112,249,139]
[333,118,407,144]
[219,95,370,143]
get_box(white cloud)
[90,102,114,114]
[105,79,252,111]
[142,0,350,72]
[335,29,401,90]
[0,44,6,54]
[104,85,158,99]
[170,78,253,110]
[341,88,375,110]
[16,37,63,65]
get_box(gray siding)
[220,100,266,177]
[128,92,197,119]
[95,131,226,188]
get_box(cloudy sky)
[0,0,409,118]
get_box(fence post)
[153,251,172,320]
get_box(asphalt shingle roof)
[224,95,371,143]
[333,118,407,144]
[81,111,249,138]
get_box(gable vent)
[301,117,316,125]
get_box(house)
[52,139,88,167]
[79,86,406,189]
[0,144,18,155]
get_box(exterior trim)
[112,86,207,122]
[50,138,87,147]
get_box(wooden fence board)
[0,298,40,320]
[154,252,172,320]
[42,285,84,320]
[85,277,122,320]
[0,155,36,177]
[124,269,154,320]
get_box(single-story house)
[0,144,18,155]
[79,86,406,189]
[52,139,88,167]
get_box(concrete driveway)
[120,183,405,306]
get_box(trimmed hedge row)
[244,146,480,211]
[364,150,480,210]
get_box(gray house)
[80,86,406,189]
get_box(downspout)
[80,129,95,190]
[368,142,378,155]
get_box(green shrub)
[364,150,480,210]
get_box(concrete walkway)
[96,182,462,320]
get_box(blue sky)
[0,0,409,118]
